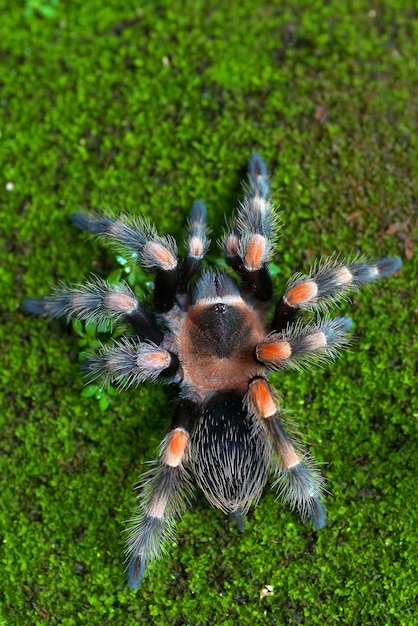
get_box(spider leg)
[256,317,353,371]
[71,212,180,313]
[177,201,210,295]
[23,277,164,345]
[126,399,196,589]
[224,154,280,301]
[246,377,325,529]
[272,255,402,331]
[85,338,179,388]
[228,508,245,532]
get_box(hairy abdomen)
[189,392,272,514]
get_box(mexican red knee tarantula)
[24,155,401,588]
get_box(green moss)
[1,0,417,624]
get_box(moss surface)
[1,1,417,624]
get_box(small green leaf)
[99,396,110,411]
[84,320,98,338]
[127,271,137,287]
[107,269,123,284]
[269,263,281,276]
[96,320,112,334]
[72,318,85,337]
[81,385,98,398]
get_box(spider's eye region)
[189,302,253,358]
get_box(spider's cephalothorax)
[24,155,402,588]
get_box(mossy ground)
[1,1,417,624]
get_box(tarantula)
[24,155,401,588]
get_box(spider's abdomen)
[189,391,272,515]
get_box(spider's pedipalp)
[86,338,179,388]
[238,154,278,257]
[256,317,353,371]
[223,154,280,301]
[126,400,195,589]
[246,378,325,528]
[186,200,210,260]
[273,255,402,331]
[248,152,269,199]
[178,201,210,294]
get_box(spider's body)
[24,155,401,588]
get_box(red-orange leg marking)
[245,234,266,270]
[248,378,277,418]
[163,429,189,467]
[285,281,318,306]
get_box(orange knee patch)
[141,350,171,370]
[144,241,177,270]
[278,443,300,469]
[248,378,277,418]
[285,281,318,306]
[245,234,265,270]
[302,331,327,351]
[225,233,239,257]
[163,429,189,467]
[188,235,204,258]
[256,340,292,364]
[105,292,137,313]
